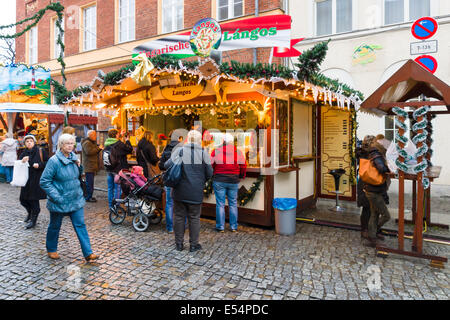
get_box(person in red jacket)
[210,133,247,232]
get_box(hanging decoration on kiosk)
[130,52,155,86]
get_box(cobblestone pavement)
[0,176,449,300]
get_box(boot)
[25,212,38,229]
[24,211,32,223]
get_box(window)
[28,26,38,64]
[83,5,97,51]
[54,18,64,59]
[119,0,135,43]
[217,0,243,21]
[384,116,396,142]
[162,0,183,33]
[315,0,352,36]
[384,0,430,25]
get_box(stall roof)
[360,59,450,116]
[0,103,64,114]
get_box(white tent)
[0,103,64,114]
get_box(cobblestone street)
[0,176,449,301]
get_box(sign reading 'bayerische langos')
[133,15,291,60]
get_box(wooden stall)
[63,59,359,227]
[360,59,450,267]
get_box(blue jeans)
[85,172,95,200]
[107,172,121,208]
[213,181,239,231]
[4,166,13,183]
[165,186,174,231]
[46,207,93,258]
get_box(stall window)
[217,0,244,21]
[276,99,290,167]
[315,0,353,36]
[118,0,135,43]
[83,5,97,51]
[162,0,183,33]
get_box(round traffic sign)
[411,17,438,40]
[415,55,438,73]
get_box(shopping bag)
[359,158,385,186]
[10,160,29,187]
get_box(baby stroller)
[109,166,164,232]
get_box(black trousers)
[360,206,370,231]
[173,200,201,247]
[20,199,41,216]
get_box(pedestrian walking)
[40,133,98,261]
[136,130,159,179]
[159,130,184,233]
[18,135,48,229]
[362,140,391,247]
[210,133,247,232]
[165,130,213,252]
[103,129,133,208]
[0,132,18,183]
[81,130,102,202]
[356,135,376,240]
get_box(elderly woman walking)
[0,132,18,183]
[40,134,98,261]
[19,135,49,229]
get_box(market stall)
[59,44,361,227]
[360,59,450,267]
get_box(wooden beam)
[379,101,446,108]
[0,114,8,131]
[376,246,447,263]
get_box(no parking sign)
[414,55,438,74]
[411,17,438,40]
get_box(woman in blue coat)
[40,133,98,262]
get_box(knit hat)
[23,135,37,143]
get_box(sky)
[0,0,17,64]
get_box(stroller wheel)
[109,205,126,225]
[149,208,163,225]
[132,213,150,232]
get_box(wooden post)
[412,180,416,224]
[413,113,425,254]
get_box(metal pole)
[253,0,259,65]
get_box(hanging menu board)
[320,106,352,198]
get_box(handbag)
[140,149,161,179]
[359,156,386,186]
[162,148,183,188]
[74,161,88,198]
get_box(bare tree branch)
[0,38,15,64]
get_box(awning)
[0,103,64,114]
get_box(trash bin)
[273,198,297,235]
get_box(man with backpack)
[103,129,133,208]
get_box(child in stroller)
[109,166,164,232]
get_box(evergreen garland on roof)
[53,40,364,104]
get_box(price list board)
[320,106,352,198]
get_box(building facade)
[16,0,286,90]
[289,0,450,184]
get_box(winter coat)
[356,146,370,208]
[165,143,213,204]
[136,138,159,177]
[40,150,85,213]
[362,146,390,203]
[158,140,180,171]
[211,144,247,184]
[104,138,133,173]
[19,146,48,201]
[81,137,101,173]
[0,138,18,166]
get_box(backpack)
[359,156,386,186]
[103,143,119,171]
[162,148,183,188]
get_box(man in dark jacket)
[82,130,102,202]
[136,131,159,178]
[363,141,391,247]
[165,130,213,252]
[104,129,133,208]
[159,130,184,233]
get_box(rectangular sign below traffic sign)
[410,40,438,55]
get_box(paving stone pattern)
[0,178,449,300]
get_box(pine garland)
[0,2,66,83]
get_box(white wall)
[289,0,450,184]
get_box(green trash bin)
[273,198,297,235]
